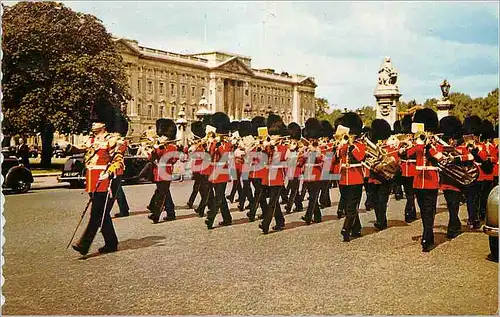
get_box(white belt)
[401,159,416,163]
[416,166,438,171]
[304,163,322,167]
[213,162,228,166]
[88,165,107,170]
[341,163,362,167]
[156,163,173,167]
[269,163,288,168]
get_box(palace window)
[245,89,249,96]
[275,97,278,104]
[148,81,153,94]
[260,95,264,104]
[281,97,284,105]
[160,82,164,95]
[170,83,175,95]
[201,88,206,96]
[191,86,195,98]
[253,94,256,102]
[159,106,164,118]
[182,85,186,96]
[192,107,196,119]
[210,89,213,96]
[137,80,141,93]
[288,98,291,105]
[137,104,141,115]
[171,106,175,118]
[147,105,152,118]
[268,96,271,104]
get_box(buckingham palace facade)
[115,38,317,137]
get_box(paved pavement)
[2,181,498,315]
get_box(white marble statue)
[377,57,398,87]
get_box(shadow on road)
[79,235,166,260]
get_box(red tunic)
[337,141,366,186]
[475,142,493,181]
[300,149,324,183]
[209,141,232,184]
[248,148,267,179]
[150,144,179,182]
[489,143,499,177]
[406,144,442,190]
[262,144,288,186]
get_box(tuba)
[362,136,400,181]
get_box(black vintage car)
[2,155,34,194]
[58,151,151,188]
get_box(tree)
[2,2,130,167]
[315,97,329,118]
[357,105,376,127]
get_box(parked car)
[483,185,498,262]
[53,148,67,158]
[58,151,152,188]
[2,154,34,194]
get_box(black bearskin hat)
[93,105,129,136]
[495,124,499,138]
[439,116,463,141]
[393,120,402,134]
[463,115,482,136]
[479,119,495,139]
[337,112,363,135]
[191,121,205,139]
[156,119,177,140]
[303,118,323,139]
[370,119,391,142]
[239,121,253,137]
[401,114,413,134]
[229,121,240,132]
[267,114,287,136]
[413,108,438,133]
[321,120,334,138]
[287,122,302,140]
[250,116,266,136]
[209,112,231,134]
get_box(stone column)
[374,57,401,128]
[292,85,300,124]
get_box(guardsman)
[246,116,267,222]
[463,115,484,229]
[336,112,365,242]
[187,121,205,209]
[259,114,288,234]
[236,120,254,212]
[477,120,496,221]
[284,122,304,214]
[319,120,334,209]
[437,116,470,238]
[72,121,124,255]
[399,115,417,223]
[400,108,444,252]
[391,120,404,200]
[227,121,242,204]
[367,119,394,231]
[332,118,346,218]
[148,119,179,223]
[300,118,326,224]
[205,112,233,229]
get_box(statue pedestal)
[436,99,455,121]
[374,84,401,128]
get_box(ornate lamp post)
[436,79,455,120]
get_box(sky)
[11,1,499,110]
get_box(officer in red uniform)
[367,119,394,230]
[400,108,444,252]
[259,114,288,234]
[206,112,233,229]
[336,112,366,242]
[72,121,124,255]
[148,119,179,223]
[398,115,417,223]
[284,122,304,214]
[187,121,206,209]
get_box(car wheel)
[15,179,31,194]
[489,236,498,262]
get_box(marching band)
[71,108,499,255]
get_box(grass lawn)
[29,157,67,175]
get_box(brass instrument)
[361,136,400,181]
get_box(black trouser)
[340,185,363,235]
[195,175,213,216]
[187,172,203,206]
[319,180,332,207]
[248,178,266,219]
[443,190,462,235]
[299,181,308,201]
[303,181,322,222]
[151,181,175,220]
[364,181,374,209]
[77,192,118,253]
[228,177,242,201]
[261,186,285,231]
[463,182,481,225]
[239,179,254,210]
[401,176,416,221]
[207,182,231,224]
[479,180,494,220]
[106,176,129,216]
[415,189,438,245]
[280,185,288,204]
[393,175,404,198]
[372,181,391,229]
[337,188,346,216]
[285,177,303,212]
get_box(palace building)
[115,38,317,137]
